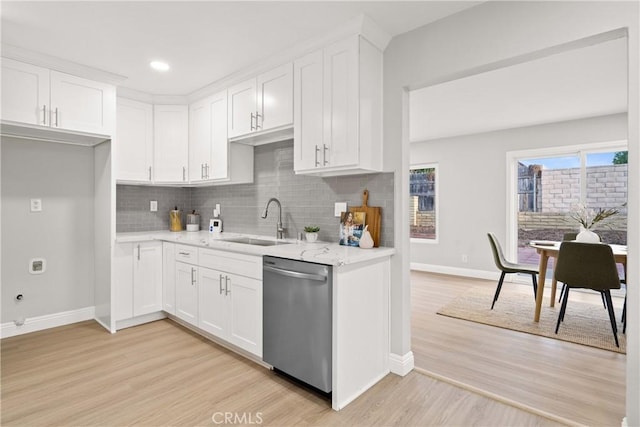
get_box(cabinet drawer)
[198,248,262,280]
[175,244,198,265]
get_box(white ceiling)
[409,37,628,141]
[1,1,480,96]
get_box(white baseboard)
[1,306,95,339]
[389,351,415,376]
[411,263,499,281]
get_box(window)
[507,142,627,271]
[410,164,438,242]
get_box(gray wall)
[1,138,95,323]
[116,140,395,247]
[116,185,191,232]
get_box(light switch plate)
[150,200,158,212]
[30,199,42,212]
[334,202,347,217]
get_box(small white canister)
[186,211,200,232]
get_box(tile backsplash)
[116,140,394,247]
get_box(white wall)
[1,138,95,323]
[383,1,639,423]
[410,113,627,273]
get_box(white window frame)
[506,140,628,263]
[410,163,439,244]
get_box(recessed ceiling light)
[150,61,170,72]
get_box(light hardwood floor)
[1,317,563,426]
[411,271,626,427]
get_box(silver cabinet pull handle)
[225,276,230,295]
[250,112,255,131]
[219,274,224,295]
[42,105,47,125]
[323,144,329,166]
[137,244,141,261]
[54,108,59,127]
[183,166,186,181]
[178,251,190,256]
[315,145,320,167]
[191,267,196,285]
[205,164,209,179]
[201,164,204,179]
[255,111,262,130]
[148,166,152,181]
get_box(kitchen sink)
[223,237,290,247]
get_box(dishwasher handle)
[264,265,327,282]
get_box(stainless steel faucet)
[261,197,285,239]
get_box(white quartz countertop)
[115,230,395,266]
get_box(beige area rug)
[437,286,626,354]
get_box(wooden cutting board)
[350,189,382,247]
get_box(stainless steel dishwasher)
[263,256,332,393]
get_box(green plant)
[304,226,320,233]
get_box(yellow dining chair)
[554,241,621,347]
[487,233,539,310]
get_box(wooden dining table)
[529,241,628,322]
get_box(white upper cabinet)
[116,98,153,182]
[209,91,230,181]
[294,35,383,176]
[227,62,293,139]
[49,71,115,135]
[189,91,253,185]
[1,58,115,136]
[257,63,294,132]
[189,97,211,182]
[1,59,50,125]
[227,79,256,138]
[189,91,231,182]
[153,105,189,184]
[293,50,324,171]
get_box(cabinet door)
[227,78,256,138]
[227,273,263,357]
[113,243,134,321]
[162,242,176,314]
[257,63,293,132]
[1,59,50,126]
[323,37,359,168]
[293,50,324,172]
[189,98,211,182]
[198,267,227,338]
[209,91,229,180]
[50,70,115,135]
[154,105,189,183]
[133,242,163,317]
[175,262,198,325]
[116,98,153,182]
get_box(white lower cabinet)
[198,267,227,337]
[162,242,176,314]
[198,267,262,356]
[198,248,263,357]
[114,241,163,324]
[120,241,263,358]
[175,261,199,325]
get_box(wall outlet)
[150,200,158,212]
[30,198,42,212]
[334,202,347,217]
[461,254,469,263]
